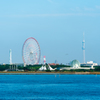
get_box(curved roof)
[70,60,80,68]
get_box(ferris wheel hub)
[30,51,33,54]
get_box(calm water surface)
[0,74,100,100]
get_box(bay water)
[0,74,100,100]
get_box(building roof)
[70,60,80,68]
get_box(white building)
[87,61,98,66]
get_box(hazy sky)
[0,0,100,64]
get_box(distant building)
[87,61,98,66]
[49,63,59,66]
[70,60,80,68]
[81,61,98,66]
[59,59,94,70]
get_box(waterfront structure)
[59,59,94,70]
[39,56,54,71]
[87,61,98,66]
[41,56,43,64]
[48,64,55,70]
[82,33,85,63]
[22,37,41,65]
[70,60,80,68]
[9,49,12,64]
[39,65,46,71]
[39,64,54,71]
[49,63,59,65]
[44,56,46,65]
[9,49,18,71]
[59,67,91,70]
[81,61,98,69]
[39,56,46,71]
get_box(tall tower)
[9,49,12,64]
[82,33,85,63]
[41,55,43,64]
[43,56,46,65]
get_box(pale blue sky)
[0,0,100,64]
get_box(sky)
[0,0,100,64]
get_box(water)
[0,74,100,100]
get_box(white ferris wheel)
[22,37,41,65]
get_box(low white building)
[59,60,95,70]
[87,61,98,66]
[81,61,98,67]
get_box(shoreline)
[0,71,100,75]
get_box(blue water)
[0,74,100,100]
